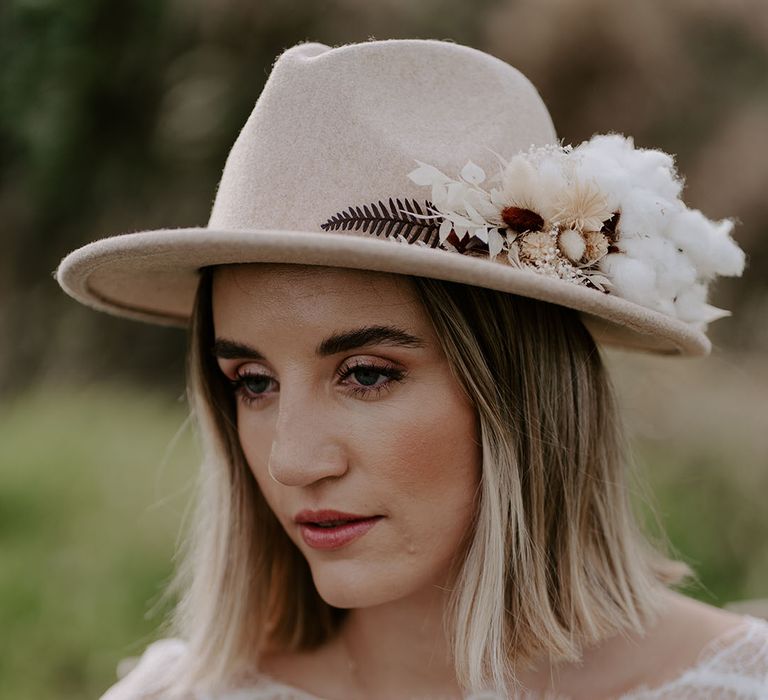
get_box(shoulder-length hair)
[158,263,692,697]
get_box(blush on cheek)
[375,393,481,555]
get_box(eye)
[338,361,407,400]
[228,361,407,407]
[228,372,276,407]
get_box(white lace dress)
[101,614,768,699]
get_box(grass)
[0,382,197,699]
[1,354,766,698]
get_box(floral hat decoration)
[321,134,745,329]
[54,39,746,356]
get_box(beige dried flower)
[519,230,556,263]
[583,230,610,263]
[552,178,613,232]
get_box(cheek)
[374,385,482,550]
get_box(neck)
[338,581,464,699]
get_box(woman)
[56,39,767,699]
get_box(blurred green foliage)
[0,383,196,699]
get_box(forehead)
[211,263,429,333]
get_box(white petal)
[465,189,500,220]
[507,241,522,267]
[447,211,478,229]
[488,229,504,258]
[438,217,453,243]
[473,227,489,243]
[464,200,486,225]
[444,182,468,210]
[431,183,448,208]
[460,160,486,185]
[408,161,451,186]
[489,188,506,207]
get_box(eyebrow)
[211,324,427,361]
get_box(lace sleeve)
[99,640,318,700]
[619,615,768,699]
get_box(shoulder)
[622,615,768,698]
[99,638,315,700]
[100,638,189,700]
[619,593,768,699]
[693,613,768,679]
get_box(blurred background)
[1,0,767,697]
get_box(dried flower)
[519,230,557,263]
[583,230,610,263]
[551,178,614,232]
[359,132,747,328]
[501,206,544,233]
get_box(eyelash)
[228,362,407,407]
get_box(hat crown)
[208,39,557,233]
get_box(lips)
[298,516,384,550]
[294,508,376,525]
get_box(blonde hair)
[158,264,692,697]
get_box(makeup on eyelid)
[227,361,408,406]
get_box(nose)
[267,395,348,487]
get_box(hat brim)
[54,227,711,356]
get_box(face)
[212,263,482,608]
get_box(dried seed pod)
[558,228,586,263]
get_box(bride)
[55,38,766,699]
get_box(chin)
[309,561,419,609]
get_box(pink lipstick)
[294,509,384,550]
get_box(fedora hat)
[54,39,746,356]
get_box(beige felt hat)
[54,39,746,356]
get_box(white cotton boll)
[618,189,678,239]
[667,209,727,279]
[674,282,717,324]
[599,253,659,310]
[620,234,669,263]
[623,148,682,201]
[698,304,732,324]
[710,218,746,277]
[579,133,632,163]
[666,208,709,248]
[620,236,698,311]
[655,297,677,317]
[658,251,698,303]
[574,154,625,212]
[664,251,698,298]
[579,134,683,202]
